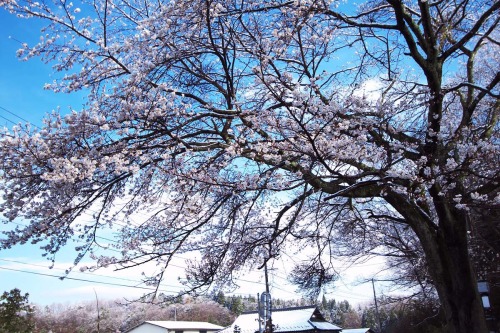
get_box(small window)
[200,330,207,333]
[175,330,183,333]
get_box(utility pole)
[256,262,273,333]
[372,279,382,333]
[264,263,273,333]
[93,288,100,333]
[257,293,262,333]
[265,263,270,294]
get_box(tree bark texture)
[394,193,489,333]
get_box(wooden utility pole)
[257,293,263,333]
[264,263,273,333]
[372,278,382,333]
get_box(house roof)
[145,321,224,330]
[125,321,224,332]
[341,329,375,333]
[219,306,342,333]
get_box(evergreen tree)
[229,296,244,315]
[321,295,328,311]
[215,291,226,307]
[0,289,34,333]
[361,307,377,329]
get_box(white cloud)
[353,77,384,101]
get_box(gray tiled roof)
[219,306,341,333]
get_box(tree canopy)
[0,0,498,332]
[0,288,34,333]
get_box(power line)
[0,257,187,290]
[5,219,184,271]
[0,105,41,129]
[1,220,189,270]
[270,282,300,296]
[2,220,371,301]
[270,270,289,282]
[0,114,18,126]
[322,287,373,301]
[0,258,140,284]
[2,223,371,302]
[0,266,181,294]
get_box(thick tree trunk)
[414,206,489,333]
[430,233,487,332]
[386,192,489,332]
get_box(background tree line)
[0,289,233,333]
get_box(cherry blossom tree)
[0,0,498,332]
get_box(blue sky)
[0,8,385,307]
[0,9,88,128]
